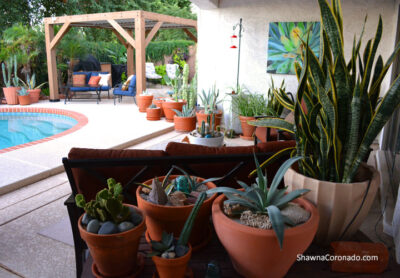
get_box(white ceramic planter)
[188,133,224,147]
[284,163,380,245]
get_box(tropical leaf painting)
[267,21,320,75]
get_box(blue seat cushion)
[99,86,110,90]
[70,87,90,92]
[114,88,135,96]
[90,72,109,76]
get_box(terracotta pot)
[27,89,41,103]
[239,116,256,140]
[196,110,223,130]
[18,95,31,106]
[212,194,319,278]
[147,107,161,121]
[137,94,154,112]
[284,163,380,245]
[152,244,192,278]
[78,204,146,277]
[3,87,19,105]
[137,175,217,250]
[174,115,196,132]
[188,133,224,147]
[162,101,186,122]
[153,97,169,117]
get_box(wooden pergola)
[44,10,197,101]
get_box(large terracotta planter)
[3,87,19,105]
[137,95,154,112]
[239,116,256,140]
[18,95,31,106]
[28,89,41,103]
[174,115,196,132]
[146,107,161,121]
[196,110,223,129]
[152,244,192,278]
[284,163,380,245]
[78,205,146,277]
[162,101,186,122]
[212,194,319,278]
[188,133,224,147]
[137,175,217,250]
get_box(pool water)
[0,112,78,150]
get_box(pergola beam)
[44,24,59,101]
[111,29,128,48]
[145,21,163,47]
[135,12,146,95]
[183,28,197,43]
[127,29,135,77]
[107,19,136,48]
[50,22,71,50]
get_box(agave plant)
[199,85,222,114]
[19,73,47,90]
[251,0,400,183]
[173,104,195,117]
[267,21,320,74]
[207,155,309,248]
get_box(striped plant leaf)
[248,147,295,178]
[248,117,294,134]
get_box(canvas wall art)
[267,21,321,75]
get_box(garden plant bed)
[80,229,400,278]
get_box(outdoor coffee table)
[64,83,102,104]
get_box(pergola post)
[44,23,59,101]
[126,29,135,76]
[135,12,146,95]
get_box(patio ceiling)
[43,10,197,101]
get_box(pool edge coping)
[0,107,88,154]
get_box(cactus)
[2,56,19,88]
[200,120,206,137]
[11,56,18,87]
[75,178,131,224]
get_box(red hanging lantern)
[230,34,238,48]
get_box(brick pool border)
[0,107,88,154]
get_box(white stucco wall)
[197,0,399,98]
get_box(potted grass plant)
[19,73,47,103]
[17,88,31,105]
[136,166,220,250]
[189,113,224,147]
[173,104,196,132]
[149,192,206,278]
[2,55,20,105]
[76,178,145,277]
[197,85,223,129]
[250,0,399,244]
[207,155,319,278]
[137,90,154,112]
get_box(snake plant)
[207,155,309,248]
[250,0,400,183]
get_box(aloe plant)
[251,0,400,183]
[199,85,222,114]
[207,155,309,248]
[173,104,195,117]
[267,21,320,74]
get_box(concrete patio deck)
[0,88,173,195]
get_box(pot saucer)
[239,135,254,141]
[92,253,145,278]
[145,224,212,252]
[152,267,193,278]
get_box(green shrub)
[155,65,167,85]
[146,40,194,62]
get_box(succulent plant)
[207,155,309,248]
[75,178,131,224]
[19,73,47,90]
[2,55,19,88]
[194,114,222,139]
[148,103,158,109]
[17,87,29,96]
[173,104,195,117]
[199,85,222,114]
[149,192,207,257]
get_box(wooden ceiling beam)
[183,28,197,43]
[111,29,128,48]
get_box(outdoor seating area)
[1,0,400,278]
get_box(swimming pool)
[0,108,88,153]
